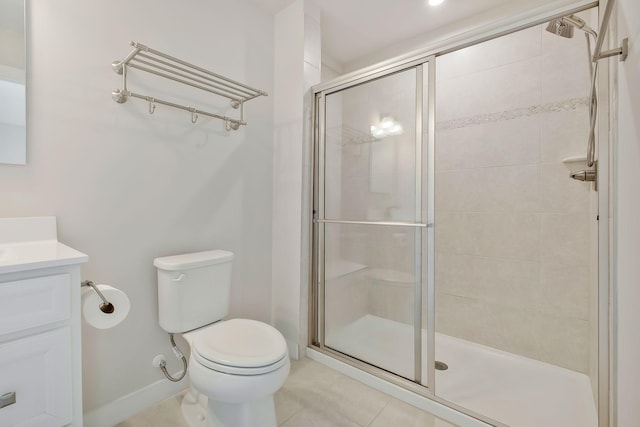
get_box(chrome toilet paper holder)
[81,280,115,314]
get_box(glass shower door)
[315,65,431,386]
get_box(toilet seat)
[189,319,289,376]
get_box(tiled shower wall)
[322,13,597,376]
[434,19,595,373]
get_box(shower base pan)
[325,314,597,427]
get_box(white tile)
[436,115,541,171]
[537,315,589,372]
[435,293,485,342]
[436,253,539,308]
[539,260,590,320]
[540,108,590,163]
[368,279,414,325]
[436,57,542,122]
[326,375,392,426]
[541,162,590,213]
[437,25,542,81]
[542,42,591,104]
[280,406,361,427]
[436,164,541,213]
[324,273,369,334]
[115,392,187,427]
[275,388,306,425]
[457,302,588,372]
[435,212,541,261]
[370,399,454,427]
[145,395,188,427]
[541,213,590,267]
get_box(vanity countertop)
[0,240,88,275]
[0,216,88,275]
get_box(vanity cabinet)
[0,217,87,427]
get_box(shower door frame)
[310,55,506,427]
[312,57,435,390]
[309,1,609,426]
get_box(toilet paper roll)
[81,284,130,329]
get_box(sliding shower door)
[313,63,434,388]
[313,6,607,427]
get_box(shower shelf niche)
[111,41,268,131]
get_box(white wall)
[614,0,640,425]
[0,0,274,422]
[272,0,320,359]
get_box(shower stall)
[310,4,611,427]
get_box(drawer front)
[0,328,72,427]
[0,274,71,336]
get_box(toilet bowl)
[183,319,290,427]
[154,250,290,427]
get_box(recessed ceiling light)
[428,0,445,6]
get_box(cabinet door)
[0,328,72,426]
[0,274,70,335]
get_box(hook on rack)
[225,119,240,132]
[190,109,198,124]
[148,98,156,114]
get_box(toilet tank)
[154,250,234,333]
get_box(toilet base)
[207,395,277,427]
[181,387,277,427]
[181,388,207,427]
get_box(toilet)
[154,250,290,427]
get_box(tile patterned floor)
[116,357,453,427]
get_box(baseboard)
[286,338,300,360]
[83,373,188,427]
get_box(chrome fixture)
[571,161,598,191]
[547,0,628,179]
[545,14,597,40]
[570,169,597,182]
[592,0,629,63]
[81,280,115,314]
[545,19,574,38]
[112,42,268,131]
[158,333,188,382]
[435,361,449,371]
[0,392,16,410]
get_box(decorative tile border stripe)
[327,97,590,146]
[436,97,589,131]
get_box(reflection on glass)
[0,0,26,165]
[323,69,417,222]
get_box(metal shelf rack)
[111,41,267,131]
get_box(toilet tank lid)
[153,250,234,271]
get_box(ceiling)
[249,0,564,67]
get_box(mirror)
[0,0,26,165]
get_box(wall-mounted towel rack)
[111,41,268,131]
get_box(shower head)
[546,15,598,40]
[546,19,574,38]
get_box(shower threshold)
[323,314,597,427]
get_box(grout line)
[366,398,394,427]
